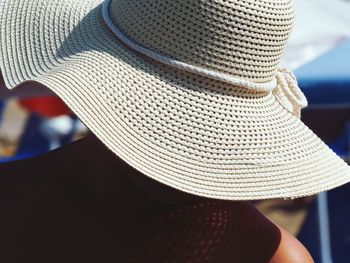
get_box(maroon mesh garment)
[115,199,281,263]
[0,135,281,263]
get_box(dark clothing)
[0,135,280,263]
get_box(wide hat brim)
[1,0,350,200]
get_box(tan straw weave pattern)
[0,0,350,200]
[111,0,294,84]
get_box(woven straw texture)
[111,0,294,84]
[1,0,350,200]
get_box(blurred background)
[0,0,349,262]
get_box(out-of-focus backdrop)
[0,0,349,262]
[262,1,350,262]
[282,0,350,70]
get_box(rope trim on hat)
[274,68,308,118]
[102,0,276,92]
[101,0,308,116]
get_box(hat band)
[101,0,308,116]
[102,0,277,92]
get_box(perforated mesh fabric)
[110,0,295,83]
[119,200,279,263]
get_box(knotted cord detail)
[102,0,307,118]
[273,68,308,118]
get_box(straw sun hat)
[1,0,350,200]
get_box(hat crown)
[108,0,295,84]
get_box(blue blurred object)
[0,101,5,124]
[295,40,350,106]
[296,40,350,157]
[0,114,51,162]
[298,183,350,263]
[0,113,76,163]
[296,39,350,263]
[328,121,350,158]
